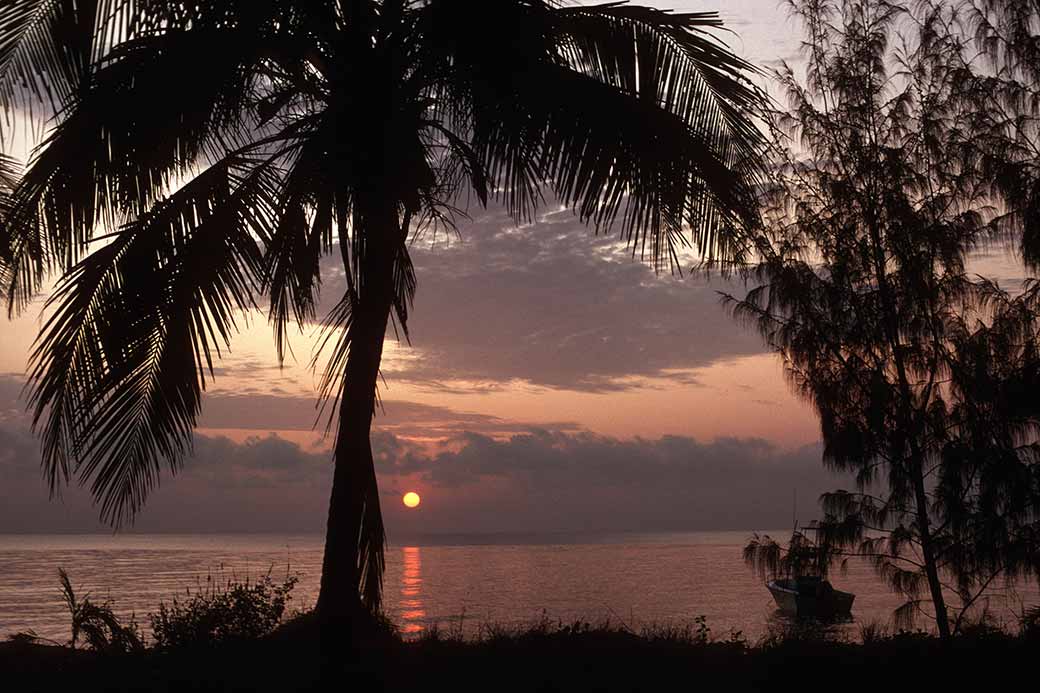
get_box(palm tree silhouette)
[0,1,764,626]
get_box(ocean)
[1,532,1035,643]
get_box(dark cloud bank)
[1,395,841,536]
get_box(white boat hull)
[767,578,854,618]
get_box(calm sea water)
[1,532,1036,643]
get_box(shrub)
[955,610,1010,641]
[858,621,889,645]
[757,618,849,648]
[58,568,144,654]
[150,572,298,650]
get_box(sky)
[0,1,1029,536]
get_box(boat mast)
[792,488,797,533]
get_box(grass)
[4,571,1039,691]
[5,611,1040,692]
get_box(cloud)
[0,374,29,426]
[301,205,767,393]
[0,405,844,535]
[379,430,845,534]
[0,424,335,533]
[0,421,38,482]
[198,391,582,440]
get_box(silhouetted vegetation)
[3,0,1040,679]
[725,0,1040,639]
[6,604,1040,693]
[150,573,299,651]
[744,528,844,581]
[17,569,299,653]
[964,0,1040,265]
[0,0,768,632]
[57,568,144,654]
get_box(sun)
[402,491,421,508]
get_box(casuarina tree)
[726,0,1040,638]
[965,0,1040,266]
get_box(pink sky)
[0,1,1029,535]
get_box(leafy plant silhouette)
[58,568,144,653]
[150,572,298,650]
[725,0,1040,639]
[0,0,767,627]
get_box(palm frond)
[27,155,275,524]
[0,153,19,288]
[313,227,416,426]
[0,0,111,129]
[425,1,766,270]
[0,151,18,188]
[358,465,385,610]
[2,21,277,315]
[262,121,342,365]
[549,4,766,263]
[555,3,764,160]
[538,62,759,267]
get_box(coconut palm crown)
[0,0,765,618]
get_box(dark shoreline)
[5,619,1037,692]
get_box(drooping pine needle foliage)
[965,0,1040,267]
[744,526,847,581]
[725,0,1040,637]
[0,1,767,612]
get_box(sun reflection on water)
[399,546,425,634]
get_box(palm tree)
[0,0,765,627]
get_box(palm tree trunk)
[315,203,398,637]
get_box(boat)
[767,575,855,618]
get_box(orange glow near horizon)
[1,298,821,448]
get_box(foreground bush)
[58,568,144,654]
[150,573,298,650]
